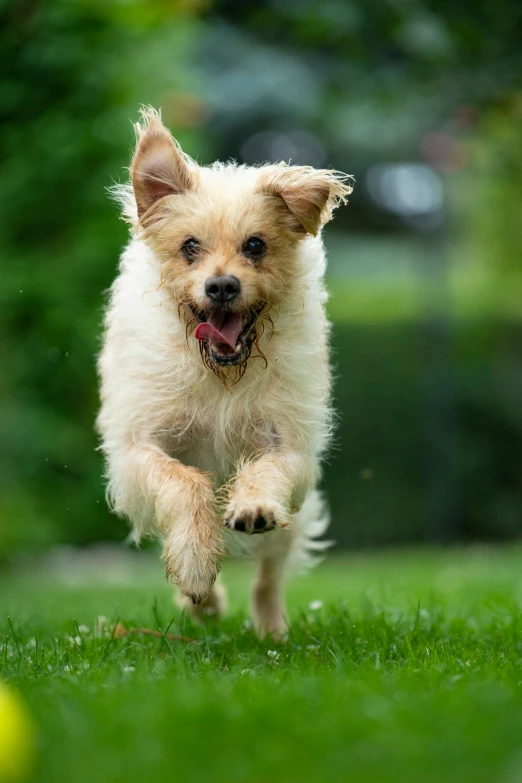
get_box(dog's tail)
[287,489,332,574]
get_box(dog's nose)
[205,275,240,303]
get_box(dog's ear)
[131,107,195,222]
[259,165,353,236]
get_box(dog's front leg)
[126,445,224,604]
[224,450,311,534]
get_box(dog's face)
[129,109,351,376]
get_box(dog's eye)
[181,237,200,263]
[242,236,266,262]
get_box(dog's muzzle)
[192,305,263,366]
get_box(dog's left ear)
[259,165,353,236]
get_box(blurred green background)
[2,0,522,560]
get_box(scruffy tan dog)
[97,108,352,637]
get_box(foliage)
[456,95,522,286]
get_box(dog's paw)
[224,503,283,534]
[252,581,288,639]
[169,559,220,605]
[177,580,228,621]
[163,538,221,605]
[254,611,289,641]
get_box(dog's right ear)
[131,107,195,223]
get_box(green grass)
[2,547,522,783]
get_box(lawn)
[2,546,522,783]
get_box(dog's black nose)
[205,275,240,303]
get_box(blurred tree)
[203,0,522,164]
[458,95,522,284]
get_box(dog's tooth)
[235,344,241,352]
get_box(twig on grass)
[113,622,194,644]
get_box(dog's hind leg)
[252,527,295,639]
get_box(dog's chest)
[160,383,275,483]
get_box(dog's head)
[126,108,352,378]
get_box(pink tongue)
[194,312,243,350]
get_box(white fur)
[97,118,350,636]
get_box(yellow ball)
[0,681,34,782]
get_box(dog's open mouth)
[192,306,262,366]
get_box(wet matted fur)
[97,107,352,637]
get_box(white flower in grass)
[67,636,82,647]
[78,625,90,634]
[267,650,279,659]
[306,644,320,651]
[308,600,323,611]
[123,666,135,673]
[68,635,82,646]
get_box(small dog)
[97,108,352,637]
